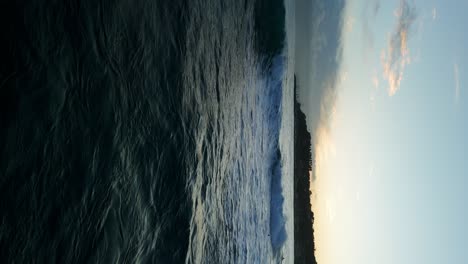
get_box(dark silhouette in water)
[254,0,285,67]
[294,75,318,264]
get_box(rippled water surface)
[0,0,291,263]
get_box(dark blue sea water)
[0,0,290,263]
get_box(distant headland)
[294,75,318,264]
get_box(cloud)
[370,73,379,109]
[294,0,345,135]
[362,0,381,60]
[432,7,437,20]
[325,198,336,223]
[294,0,345,187]
[372,74,379,89]
[381,0,417,96]
[454,63,460,104]
[345,16,355,34]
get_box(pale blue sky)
[298,0,468,263]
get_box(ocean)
[0,0,294,263]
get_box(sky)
[295,0,468,263]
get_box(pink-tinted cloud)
[381,0,417,96]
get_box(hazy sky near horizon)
[296,0,468,263]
